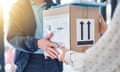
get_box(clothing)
[30,0,46,54]
[23,54,62,72]
[31,1,46,39]
[101,0,120,20]
[111,0,117,18]
[65,4,120,72]
[7,0,62,72]
[111,0,120,18]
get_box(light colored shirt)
[65,4,120,72]
[30,0,47,54]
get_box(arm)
[7,1,38,53]
[7,35,38,53]
[7,0,59,58]
[60,4,120,72]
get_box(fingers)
[45,51,56,59]
[57,47,69,64]
[46,47,59,57]
[47,42,59,48]
[44,32,53,40]
[99,14,107,34]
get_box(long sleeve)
[7,0,38,53]
[7,35,38,53]
[64,4,120,72]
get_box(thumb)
[44,32,53,40]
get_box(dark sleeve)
[7,36,38,53]
[7,1,38,53]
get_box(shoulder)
[9,0,34,22]
[10,0,31,14]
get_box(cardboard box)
[43,3,104,52]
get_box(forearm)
[8,35,38,53]
[64,48,120,72]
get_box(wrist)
[37,39,42,49]
[58,48,69,62]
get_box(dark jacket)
[7,0,38,72]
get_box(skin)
[37,33,59,59]
[99,14,107,34]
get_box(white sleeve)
[64,4,120,72]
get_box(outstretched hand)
[57,47,69,64]
[37,32,59,59]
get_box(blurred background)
[0,0,116,72]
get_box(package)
[43,3,105,52]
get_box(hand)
[99,14,107,34]
[37,32,59,59]
[58,47,69,64]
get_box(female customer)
[58,4,120,72]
